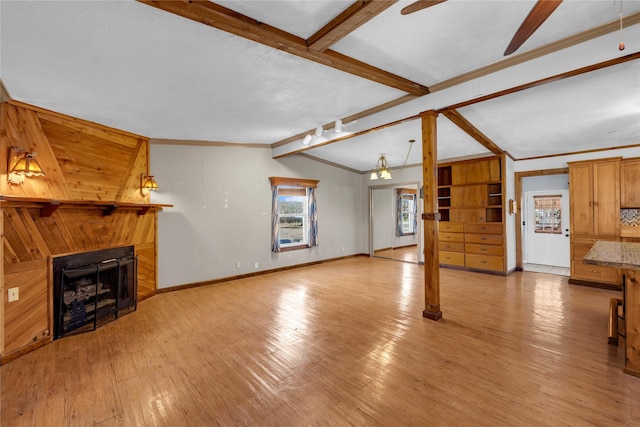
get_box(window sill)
[279,244,309,252]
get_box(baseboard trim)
[155,254,370,295]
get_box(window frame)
[397,188,417,236]
[269,177,319,252]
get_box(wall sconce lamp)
[140,173,159,196]
[8,147,45,185]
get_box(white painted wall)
[151,144,364,288]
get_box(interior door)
[525,190,570,267]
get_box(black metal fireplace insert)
[53,246,137,339]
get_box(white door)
[525,190,570,267]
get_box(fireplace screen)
[53,246,137,339]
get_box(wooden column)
[624,269,640,376]
[421,111,442,320]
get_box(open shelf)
[0,195,172,217]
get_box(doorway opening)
[369,183,422,264]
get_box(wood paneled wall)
[0,101,160,362]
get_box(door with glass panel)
[525,190,570,267]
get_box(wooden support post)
[624,270,640,376]
[421,111,442,321]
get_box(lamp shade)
[141,175,159,191]
[10,152,45,177]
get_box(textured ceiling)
[2,0,640,172]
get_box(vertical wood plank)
[0,207,4,354]
[625,270,640,376]
[421,111,442,320]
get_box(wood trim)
[307,1,397,52]
[0,80,10,103]
[275,51,639,161]
[273,114,421,158]
[155,253,370,294]
[0,196,172,214]
[441,110,504,155]
[0,207,3,355]
[5,100,148,142]
[439,51,640,112]
[514,168,569,269]
[1,336,52,365]
[151,138,271,148]
[269,177,319,188]
[137,0,429,96]
[518,144,640,162]
[272,94,419,149]
[273,13,640,157]
[296,153,362,174]
[430,12,640,93]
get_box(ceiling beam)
[137,0,429,96]
[307,1,397,52]
[441,110,504,155]
[439,51,640,111]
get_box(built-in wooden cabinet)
[438,156,503,224]
[437,155,506,274]
[438,221,505,274]
[621,159,640,208]
[569,158,620,237]
[568,158,621,288]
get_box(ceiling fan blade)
[504,0,563,56]
[401,0,447,16]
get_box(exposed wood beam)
[307,1,397,52]
[272,93,418,149]
[430,11,640,93]
[439,51,640,111]
[137,0,429,96]
[441,110,503,155]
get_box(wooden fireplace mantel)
[0,195,173,217]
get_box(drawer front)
[440,251,465,266]
[466,223,503,234]
[465,243,504,256]
[439,222,464,233]
[440,232,464,243]
[465,233,503,245]
[572,262,619,284]
[439,242,464,252]
[466,254,504,271]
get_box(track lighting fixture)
[300,119,353,145]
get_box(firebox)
[53,246,137,339]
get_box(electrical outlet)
[254,262,259,269]
[236,262,241,269]
[8,287,19,303]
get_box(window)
[269,177,319,252]
[396,188,417,236]
[533,195,562,234]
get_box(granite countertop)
[583,241,640,270]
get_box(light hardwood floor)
[373,245,418,263]
[2,256,640,426]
